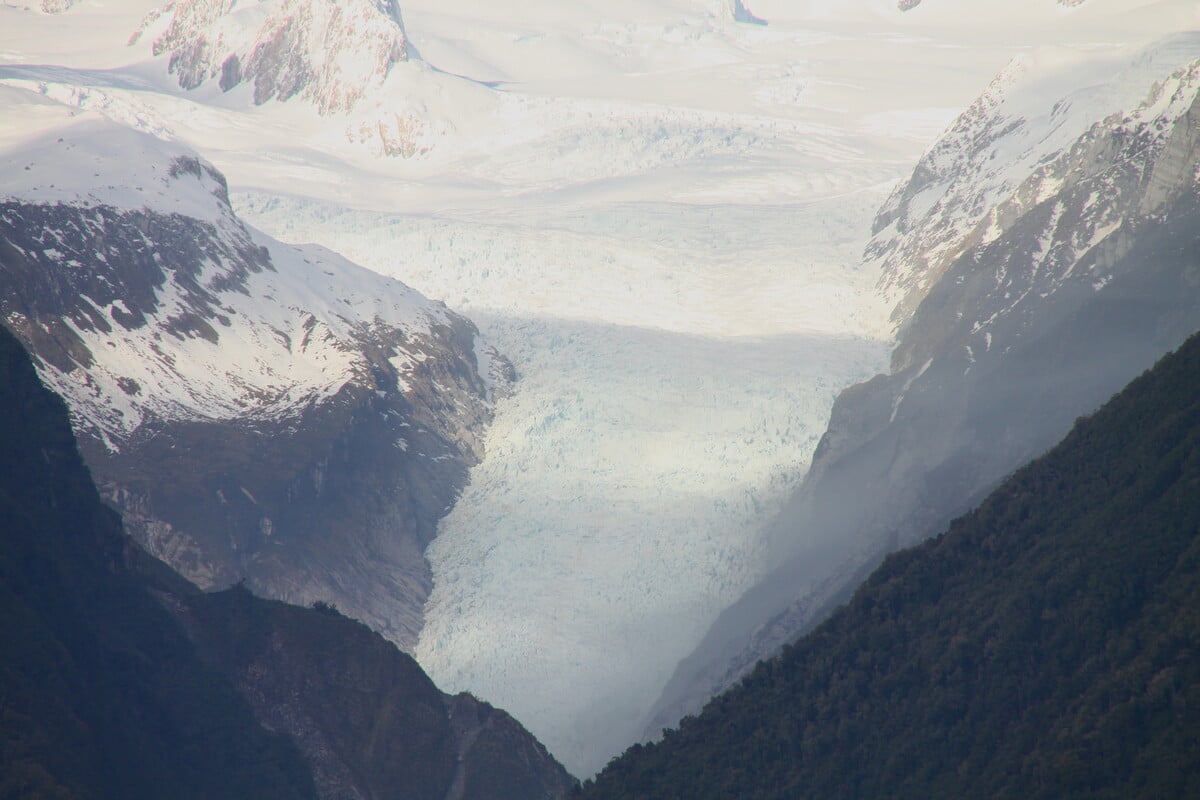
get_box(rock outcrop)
[0,87,508,649]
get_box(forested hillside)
[583,331,1200,799]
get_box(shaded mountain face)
[173,587,577,800]
[0,87,510,649]
[0,321,318,800]
[0,322,573,800]
[647,37,1200,735]
[584,329,1200,799]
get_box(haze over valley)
[3,0,1200,784]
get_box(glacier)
[235,192,891,774]
[4,0,1199,779]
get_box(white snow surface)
[0,86,454,447]
[4,0,1199,777]
[871,30,1200,322]
[0,86,228,223]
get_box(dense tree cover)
[0,326,317,800]
[583,331,1200,800]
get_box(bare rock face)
[646,44,1200,737]
[0,97,507,650]
[133,0,410,113]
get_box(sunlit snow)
[3,0,1198,777]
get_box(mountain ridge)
[133,0,412,113]
[646,33,1200,738]
[0,320,573,799]
[0,85,508,649]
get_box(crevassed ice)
[236,192,891,776]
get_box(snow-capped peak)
[132,0,411,113]
[0,84,477,447]
[869,32,1200,331]
[0,86,233,224]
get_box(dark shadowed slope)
[175,586,578,800]
[584,330,1200,800]
[0,322,317,800]
[0,323,574,799]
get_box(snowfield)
[4,0,1198,778]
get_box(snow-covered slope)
[133,0,411,113]
[649,30,1200,740]
[0,85,503,648]
[872,33,1200,333]
[3,87,419,437]
[5,0,1199,780]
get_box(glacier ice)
[236,193,890,775]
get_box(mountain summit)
[134,0,412,113]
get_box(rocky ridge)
[132,0,410,113]
[126,0,445,157]
[0,321,572,800]
[0,87,509,649]
[871,34,1200,336]
[172,586,577,800]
